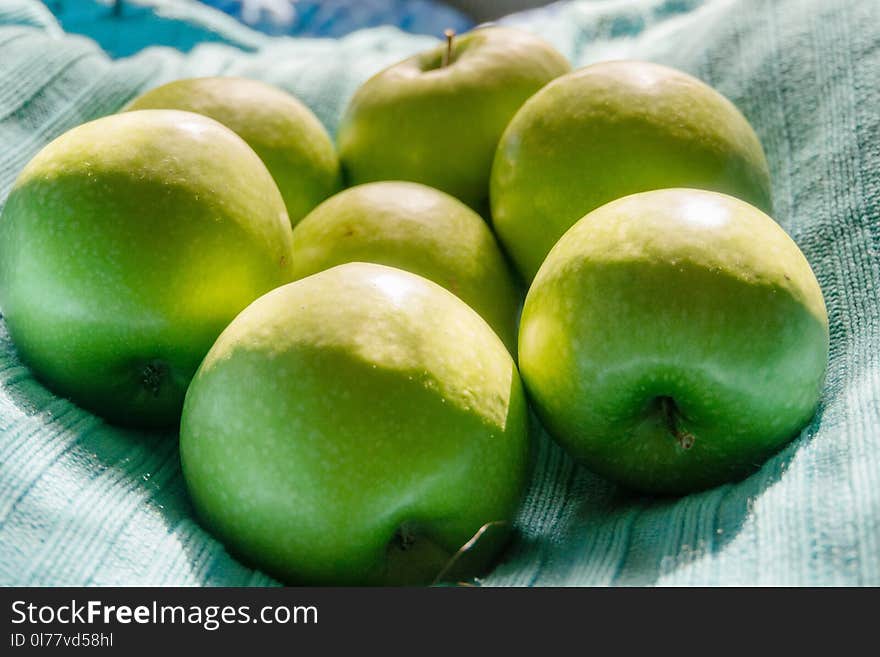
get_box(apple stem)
[661,397,696,450]
[442,29,455,67]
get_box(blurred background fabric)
[198,0,474,38]
[39,0,475,56]
[0,0,878,586]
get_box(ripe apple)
[0,110,295,428]
[492,60,773,282]
[518,189,828,495]
[125,76,341,227]
[291,181,522,353]
[337,26,570,212]
[180,262,530,585]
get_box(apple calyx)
[141,360,168,398]
[660,396,696,450]
[393,524,417,550]
[384,522,453,586]
[441,29,455,68]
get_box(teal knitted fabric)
[1,0,877,586]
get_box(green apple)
[492,60,773,282]
[125,76,341,227]
[518,189,828,495]
[291,181,522,353]
[337,26,570,212]
[0,110,295,428]
[180,262,530,585]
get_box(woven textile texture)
[0,0,877,586]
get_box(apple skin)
[180,263,530,585]
[337,26,570,212]
[491,60,773,282]
[291,181,522,353]
[125,77,341,227]
[0,110,295,428]
[518,189,828,495]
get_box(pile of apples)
[0,27,828,585]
